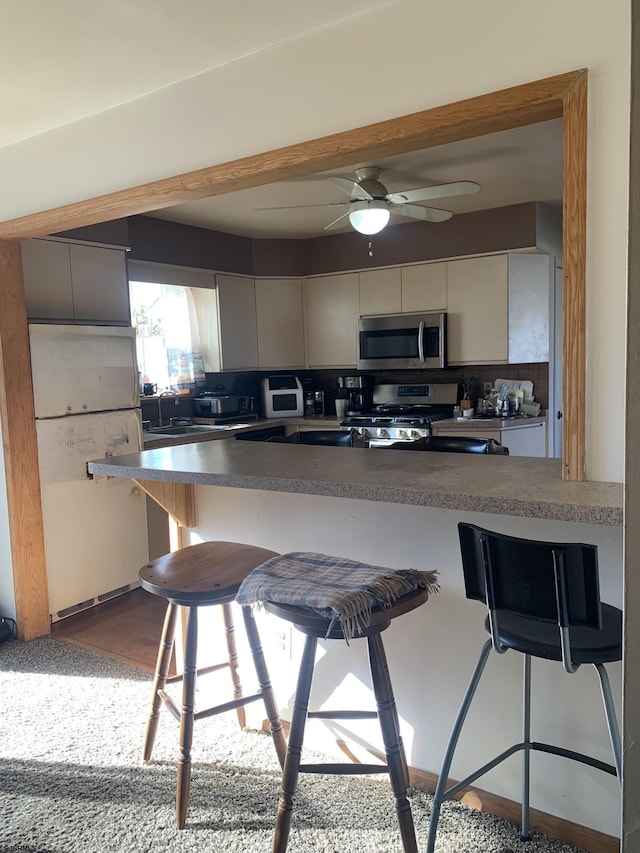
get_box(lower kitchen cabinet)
[431,419,547,457]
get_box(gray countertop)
[88,438,622,526]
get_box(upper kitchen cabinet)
[21,238,130,325]
[304,273,360,367]
[507,253,550,363]
[255,278,305,369]
[215,274,258,370]
[446,255,508,365]
[359,267,401,316]
[446,253,550,366]
[401,262,447,313]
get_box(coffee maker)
[336,375,373,416]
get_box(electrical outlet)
[274,627,292,658]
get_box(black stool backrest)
[268,429,363,447]
[458,522,601,672]
[387,436,508,454]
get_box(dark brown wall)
[300,203,538,275]
[58,202,542,278]
[127,216,253,275]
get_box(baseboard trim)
[265,721,619,853]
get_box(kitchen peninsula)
[87,440,623,845]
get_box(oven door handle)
[418,321,425,364]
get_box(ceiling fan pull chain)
[368,240,374,257]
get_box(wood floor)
[51,587,167,673]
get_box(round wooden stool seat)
[140,540,280,606]
[266,586,429,638]
[140,540,286,829]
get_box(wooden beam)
[0,70,580,241]
[0,241,49,639]
[0,69,589,636]
[562,71,588,480]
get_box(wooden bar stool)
[139,540,287,828]
[235,551,438,853]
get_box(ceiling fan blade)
[323,210,351,231]
[254,201,347,212]
[387,180,480,205]
[327,176,373,200]
[389,203,453,223]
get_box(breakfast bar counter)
[88,437,622,526]
[87,438,623,841]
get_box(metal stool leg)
[222,602,246,729]
[426,639,493,853]
[521,654,532,841]
[595,663,622,783]
[143,602,178,761]
[176,605,198,829]
[273,634,318,853]
[368,632,418,853]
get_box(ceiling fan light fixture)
[348,199,390,235]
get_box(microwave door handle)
[418,321,425,363]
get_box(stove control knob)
[377,428,389,438]
[410,430,422,439]
[397,429,407,439]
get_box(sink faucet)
[157,390,176,427]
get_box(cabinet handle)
[557,411,563,420]
[418,321,425,364]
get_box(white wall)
[0,0,631,482]
[0,422,16,620]
[190,485,623,839]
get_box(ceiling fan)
[256,167,481,235]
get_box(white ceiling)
[1,0,562,239]
[148,119,563,239]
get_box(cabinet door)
[401,262,447,313]
[255,278,304,368]
[508,254,549,363]
[359,268,401,316]
[304,273,359,367]
[500,423,547,457]
[216,274,258,370]
[21,238,74,320]
[70,244,130,324]
[446,255,508,364]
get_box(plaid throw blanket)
[236,551,439,642]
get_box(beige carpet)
[0,636,586,853]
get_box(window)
[130,280,206,392]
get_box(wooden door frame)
[0,69,587,639]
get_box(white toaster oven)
[262,375,303,418]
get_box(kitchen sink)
[146,424,236,436]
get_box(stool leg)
[367,632,418,853]
[242,606,287,769]
[521,654,532,841]
[273,633,318,853]
[176,605,198,829]
[222,602,246,729]
[143,602,178,761]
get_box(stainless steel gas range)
[340,382,459,447]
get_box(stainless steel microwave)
[357,312,446,370]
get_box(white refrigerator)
[29,324,149,621]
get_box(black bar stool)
[426,523,622,852]
[139,540,288,828]
[235,551,439,853]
